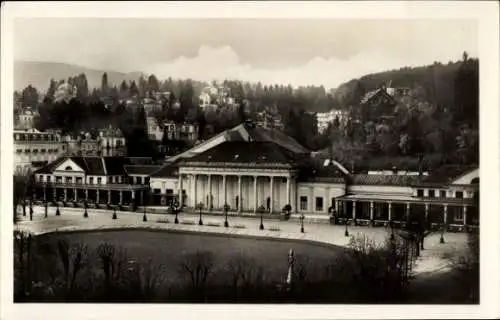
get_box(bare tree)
[179,250,214,300]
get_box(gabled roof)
[179,141,299,169]
[150,161,180,178]
[165,121,309,163]
[360,88,396,105]
[34,156,131,176]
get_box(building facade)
[316,109,349,133]
[62,127,126,157]
[14,129,66,174]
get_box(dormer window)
[65,166,72,171]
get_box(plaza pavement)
[15,205,468,276]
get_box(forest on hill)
[14,52,478,168]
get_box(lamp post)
[196,202,204,226]
[300,214,305,233]
[224,203,230,228]
[258,205,265,230]
[344,217,349,237]
[173,201,180,224]
[440,223,445,244]
[55,201,60,216]
[22,198,26,217]
[29,198,33,221]
[143,194,148,222]
[84,199,88,218]
[44,197,48,218]
[390,219,395,240]
[113,206,117,220]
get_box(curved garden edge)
[16,222,345,251]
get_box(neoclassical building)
[32,121,479,231]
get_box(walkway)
[15,205,468,276]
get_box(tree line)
[14,52,478,165]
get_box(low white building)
[316,109,349,133]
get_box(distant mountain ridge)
[14,61,145,92]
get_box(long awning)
[337,194,474,206]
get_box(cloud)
[145,45,473,90]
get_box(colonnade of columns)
[336,199,471,226]
[178,173,293,213]
[41,186,146,206]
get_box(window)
[47,176,51,183]
[65,176,72,183]
[24,149,30,153]
[331,197,336,209]
[315,197,324,211]
[428,190,435,198]
[417,189,424,197]
[108,177,113,183]
[16,149,22,153]
[89,177,94,184]
[65,166,72,171]
[41,149,46,153]
[56,176,62,183]
[39,175,44,182]
[300,196,308,211]
[97,177,102,184]
[440,190,447,198]
[454,210,464,221]
[137,177,143,184]
[76,177,83,184]
[153,188,161,194]
[455,191,464,199]
[166,189,173,194]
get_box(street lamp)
[143,197,148,222]
[196,202,204,226]
[84,199,88,218]
[55,201,60,216]
[44,197,48,218]
[390,219,395,240]
[172,201,180,224]
[300,214,305,233]
[113,206,117,220]
[344,217,349,237]
[440,223,445,244]
[22,198,27,217]
[29,198,33,221]
[258,205,265,230]
[223,203,230,228]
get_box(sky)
[14,18,478,89]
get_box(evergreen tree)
[101,72,109,95]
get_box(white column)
[178,174,183,207]
[64,188,67,202]
[119,190,123,204]
[269,176,274,213]
[222,175,227,207]
[425,203,429,221]
[238,175,242,213]
[85,188,88,201]
[193,174,198,208]
[463,205,468,226]
[286,176,291,206]
[207,174,212,210]
[388,202,392,221]
[96,189,100,203]
[309,187,314,213]
[406,202,410,221]
[370,201,374,221]
[352,201,357,220]
[74,188,77,201]
[108,190,112,204]
[253,176,258,213]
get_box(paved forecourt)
[16,205,468,275]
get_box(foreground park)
[14,207,479,303]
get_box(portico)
[178,167,297,213]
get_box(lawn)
[38,229,343,286]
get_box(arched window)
[471,177,479,184]
[65,166,72,171]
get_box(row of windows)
[16,148,60,154]
[299,196,337,212]
[38,174,135,185]
[15,134,60,141]
[416,189,464,199]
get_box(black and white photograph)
[1,2,499,319]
